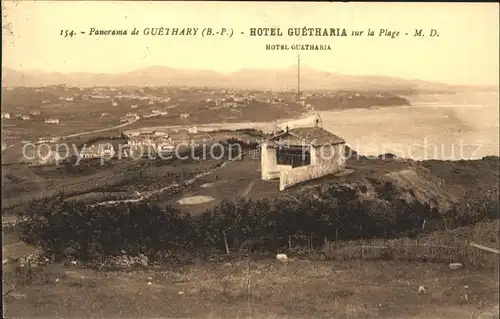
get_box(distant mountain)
[1,65,492,92]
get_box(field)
[2,153,499,319]
[1,128,269,210]
[3,244,499,318]
[2,86,498,318]
[3,219,500,318]
[3,148,498,215]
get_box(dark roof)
[269,126,345,146]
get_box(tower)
[297,54,301,99]
[314,112,323,128]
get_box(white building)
[21,115,30,120]
[180,113,190,119]
[188,127,198,134]
[80,144,115,159]
[153,130,169,137]
[1,112,11,119]
[127,137,154,146]
[260,125,346,191]
[120,114,138,123]
[45,118,60,124]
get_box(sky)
[2,1,499,86]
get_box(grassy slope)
[3,155,499,217]
[3,256,499,318]
[3,155,499,318]
[166,156,499,216]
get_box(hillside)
[0,65,479,92]
[2,154,498,319]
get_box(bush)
[18,182,499,263]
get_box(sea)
[318,91,499,160]
[128,91,499,161]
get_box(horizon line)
[2,65,498,88]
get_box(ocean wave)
[413,103,487,108]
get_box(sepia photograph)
[2,1,499,318]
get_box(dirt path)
[61,117,139,139]
[240,181,255,198]
[4,118,139,152]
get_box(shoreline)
[124,104,412,135]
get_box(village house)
[80,144,115,159]
[180,113,190,119]
[36,137,51,145]
[89,94,110,99]
[21,115,30,120]
[153,130,169,137]
[79,145,101,159]
[121,112,139,123]
[1,112,11,119]
[125,131,141,137]
[260,122,346,191]
[45,118,60,124]
[127,136,154,146]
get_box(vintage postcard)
[2,1,499,318]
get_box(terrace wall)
[279,144,346,191]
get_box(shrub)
[18,182,499,263]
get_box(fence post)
[222,231,230,255]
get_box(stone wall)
[260,143,278,180]
[279,144,346,191]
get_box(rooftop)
[269,126,345,146]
